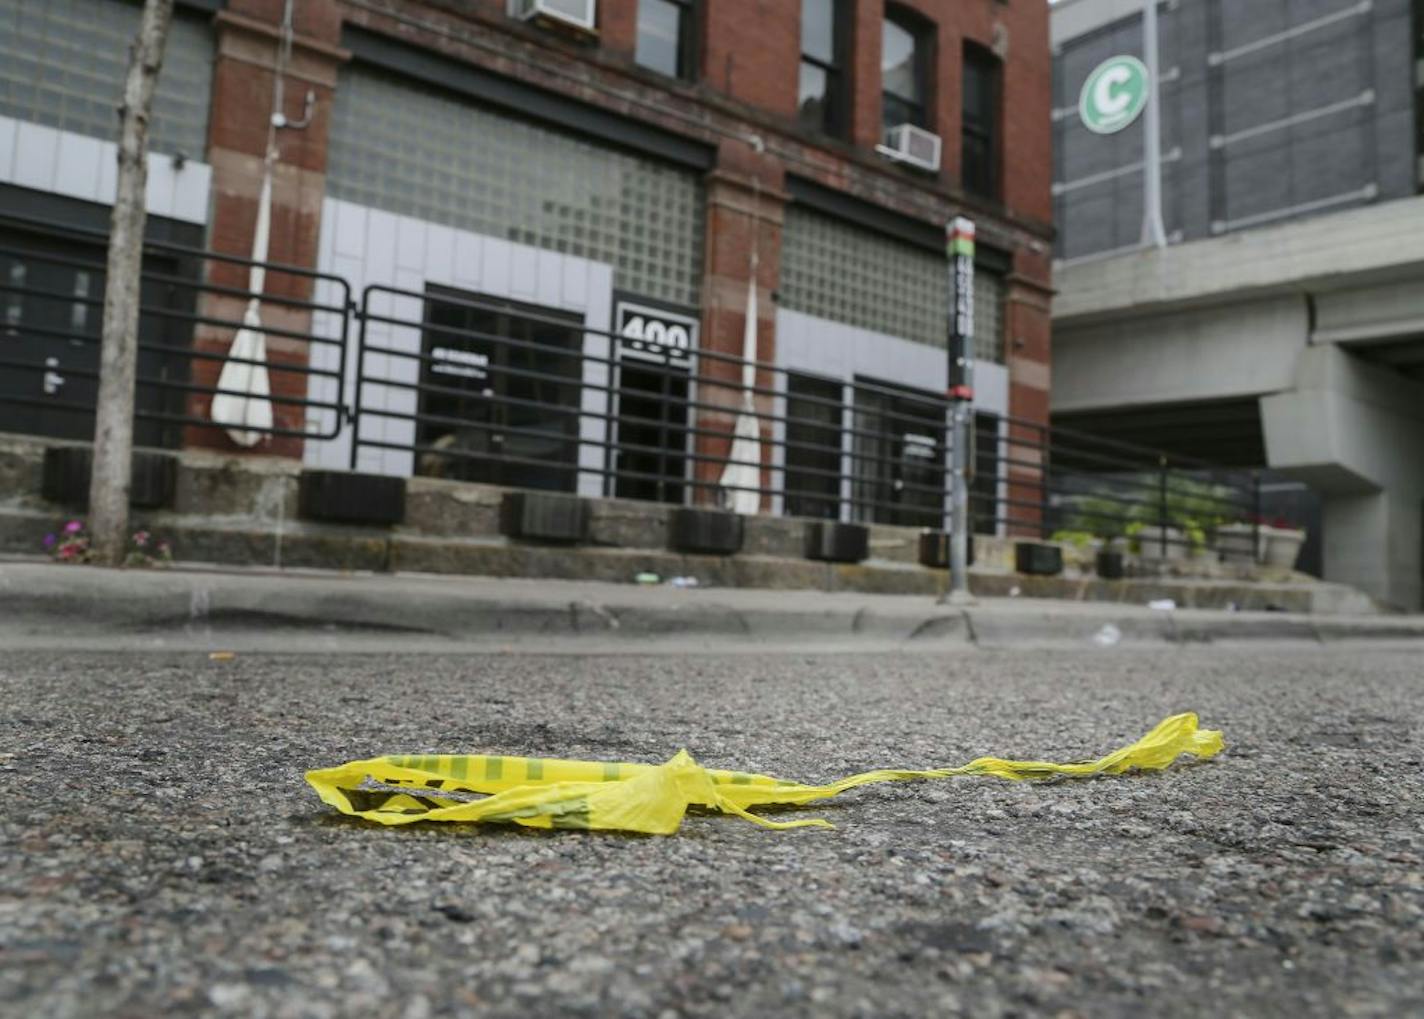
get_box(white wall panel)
[775,308,1010,418]
[0,115,210,225]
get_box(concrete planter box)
[805,522,868,563]
[41,446,176,510]
[1134,525,1189,560]
[1095,549,1125,579]
[916,530,974,569]
[1014,541,1063,576]
[668,508,743,555]
[1216,522,1258,564]
[500,491,590,543]
[1261,525,1307,569]
[299,470,406,526]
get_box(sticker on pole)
[1079,55,1149,135]
[306,712,1224,836]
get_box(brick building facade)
[0,0,1053,532]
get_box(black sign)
[615,302,698,367]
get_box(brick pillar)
[185,1,347,457]
[692,139,786,509]
[1004,247,1054,537]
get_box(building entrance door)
[0,226,186,446]
[609,301,697,504]
[851,379,946,528]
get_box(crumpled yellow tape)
[305,712,1223,836]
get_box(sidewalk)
[4,557,1421,650]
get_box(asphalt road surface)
[3,643,1421,1018]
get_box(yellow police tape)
[306,712,1223,836]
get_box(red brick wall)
[691,140,785,508]
[700,0,800,117]
[184,5,347,457]
[189,0,1053,464]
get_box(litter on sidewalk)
[306,713,1224,836]
[1092,623,1122,647]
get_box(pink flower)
[133,531,150,547]
[64,520,83,534]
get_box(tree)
[88,0,176,565]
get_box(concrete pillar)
[185,0,347,458]
[692,139,785,508]
[1261,345,1424,609]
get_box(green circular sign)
[1078,55,1149,135]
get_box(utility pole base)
[939,588,979,607]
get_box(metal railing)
[0,211,349,449]
[0,213,1274,557]
[347,283,1268,554]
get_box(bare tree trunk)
[88,0,175,566]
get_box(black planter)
[917,530,975,569]
[805,521,869,563]
[1095,549,1125,579]
[1014,541,1063,576]
[41,447,176,509]
[668,508,743,555]
[500,491,589,543]
[299,470,406,526]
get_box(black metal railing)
[0,211,349,449]
[347,282,1267,555]
[0,213,1274,557]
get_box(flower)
[132,531,150,547]
[43,533,56,547]
[64,520,84,534]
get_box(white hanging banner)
[719,275,761,515]
[210,164,275,446]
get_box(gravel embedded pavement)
[2,643,1422,1018]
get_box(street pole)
[1141,0,1168,248]
[943,216,976,605]
[89,0,175,564]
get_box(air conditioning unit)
[877,124,942,173]
[510,0,596,33]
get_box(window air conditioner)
[510,0,597,33]
[877,124,942,173]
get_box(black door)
[851,379,946,528]
[612,354,688,504]
[0,227,188,447]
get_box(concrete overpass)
[1053,194,1424,610]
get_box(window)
[881,11,929,130]
[0,0,213,158]
[417,288,584,493]
[327,66,706,308]
[798,0,847,136]
[972,412,1001,535]
[636,0,697,80]
[962,44,1001,200]
[784,373,843,519]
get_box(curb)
[2,561,1421,649]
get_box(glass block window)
[780,205,1007,364]
[974,267,1006,365]
[326,66,706,308]
[0,0,213,158]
